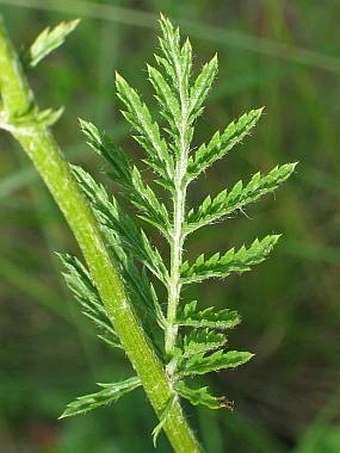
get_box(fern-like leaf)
[147,63,180,134]
[181,235,280,284]
[79,119,132,188]
[189,54,218,123]
[72,166,168,284]
[55,14,297,435]
[60,376,141,418]
[186,163,297,233]
[115,72,174,185]
[177,300,240,329]
[158,14,188,92]
[187,108,263,180]
[180,328,227,357]
[177,349,254,377]
[175,381,233,410]
[80,120,170,238]
[130,166,171,238]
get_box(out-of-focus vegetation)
[0,1,339,452]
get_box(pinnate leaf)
[181,235,280,283]
[187,108,263,179]
[177,349,254,377]
[130,166,171,237]
[147,63,180,134]
[115,72,174,184]
[189,54,218,123]
[79,119,132,188]
[180,328,227,357]
[55,15,297,434]
[177,300,240,329]
[187,163,297,233]
[175,381,233,410]
[72,166,168,284]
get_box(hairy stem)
[165,51,190,359]
[0,17,201,453]
[166,175,187,357]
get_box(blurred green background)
[0,1,339,452]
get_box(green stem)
[165,47,190,360]
[0,17,202,453]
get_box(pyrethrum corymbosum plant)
[0,13,296,452]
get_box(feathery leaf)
[72,166,168,284]
[130,166,171,237]
[115,72,174,184]
[79,119,132,188]
[186,163,297,233]
[177,300,240,329]
[175,381,233,410]
[179,328,227,357]
[187,108,263,179]
[55,15,296,432]
[177,349,254,377]
[189,54,218,123]
[181,235,280,284]
[147,63,180,134]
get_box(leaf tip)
[257,106,266,116]
[58,410,69,420]
[71,18,81,29]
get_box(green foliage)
[60,376,141,418]
[26,19,80,67]
[186,163,297,233]
[181,235,280,283]
[70,166,166,326]
[180,328,227,357]
[176,350,254,377]
[58,253,122,349]
[4,105,64,130]
[152,394,176,447]
[115,72,174,187]
[175,381,233,410]
[177,300,240,330]
[58,13,295,439]
[187,108,263,179]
